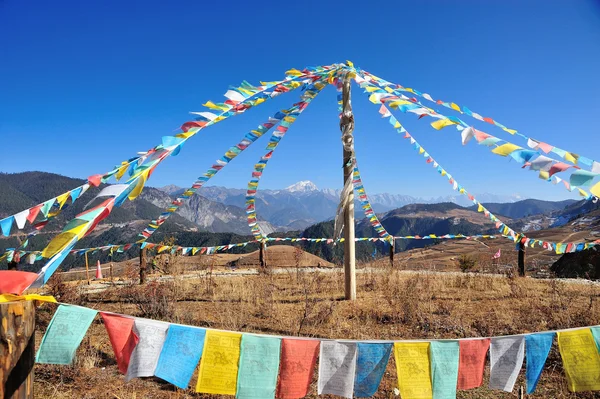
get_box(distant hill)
[469,198,578,219]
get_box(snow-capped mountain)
[158,180,531,232]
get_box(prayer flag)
[489,336,524,392]
[276,339,320,399]
[101,313,138,374]
[155,325,206,389]
[394,342,433,399]
[354,343,392,397]
[458,339,490,390]
[126,319,169,381]
[525,332,554,394]
[558,329,600,392]
[236,334,281,399]
[196,330,242,395]
[318,341,357,398]
[36,305,97,365]
[430,341,459,399]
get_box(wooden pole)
[389,239,395,268]
[0,300,35,399]
[259,242,267,269]
[518,241,526,277]
[139,248,147,285]
[341,70,356,301]
[85,252,90,285]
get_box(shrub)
[458,254,476,273]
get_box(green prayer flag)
[36,305,97,365]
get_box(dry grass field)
[34,259,600,399]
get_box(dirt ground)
[34,262,600,399]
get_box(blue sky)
[1,0,600,201]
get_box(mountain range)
[1,171,597,268]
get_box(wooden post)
[7,260,18,271]
[341,69,356,300]
[389,239,395,268]
[84,252,90,285]
[259,242,267,269]
[518,241,525,277]
[139,248,147,285]
[519,385,524,399]
[0,301,35,399]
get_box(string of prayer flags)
[489,336,525,392]
[357,68,599,172]
[155,325,206,389]
[276,339,320,399]
[394,342,433,399]
[352,164,390,239]
[36,305,97,365]
[245,79,328,241]
[525,332,555,394]
[196,330,242,395]
[354,343,392,397]
[429,341,460,399]
[318,341,358,399]
[557,329,600,392]
[125,319,169,381]
[457,338,490,390]
[0,183,91,237]
[101,313,139,374]
[138,68,335,244]
[236,334,282,399]
[360,78,595,200]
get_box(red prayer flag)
[26,204,43,224]
[458,338,490,390]
[0,271,39,295]
[276,339,320,399]
[100,313,138,374]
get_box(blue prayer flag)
[354,343,392,397]
[525,332,554,394]
[155,325,206,389]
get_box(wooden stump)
[139,248,147,285]
[0,301,35,399]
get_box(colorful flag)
[525,332,554,394]
[236,334,281,399]
[125,319,169,381]
[354,343,392,397]
[558,329,600,392]
[101,313,138,374]
[394,342,433,399]
[276,339,320,399]
[489,336,524,392]
[36,305,97,365]
[430,341,459,399]
[492,249,501,259]
[155,325,206,389]
[458,339,490,390]
[318,341,357,398]
[196,330,242,395]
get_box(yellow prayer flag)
[558,329,600,392]
[365,86,380,93]
[431,119,457,130]
[539,171,550,181]
[127,170,149,201]
[56,192,71,209]
[175,131,196,139]
[394,121,402,129]
[564,152,578,164]
[450,102,461,112]
[196,330,242,395]
[503,128,518,134]
[477,203,484,212]
[394,342,432,399]
[0,294,57,303]
[491,143,522,157]
[285,68,303,77]
[115,162,129,181]
[419,147,425,155]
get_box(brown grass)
[34,266,600,398]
